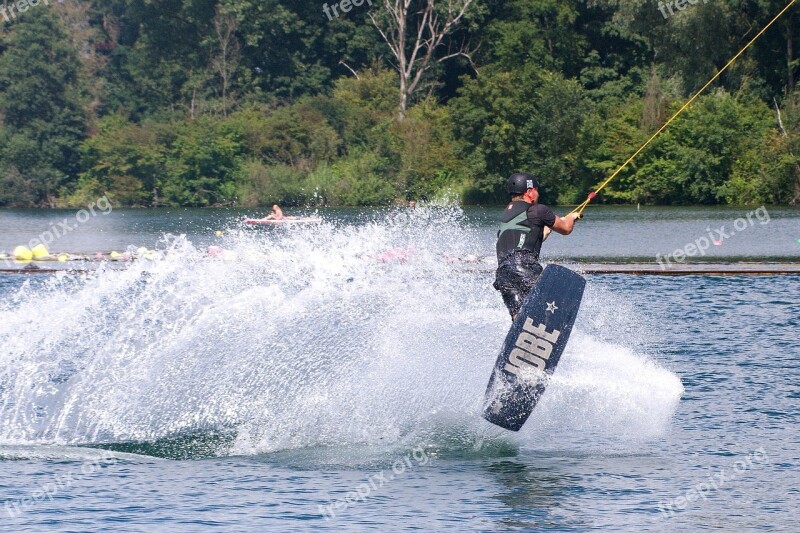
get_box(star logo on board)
[546,301,558,314]
[491,401,503,415]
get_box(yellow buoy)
[57,253,70,262]
[110,251,122,260]
[215,230,223,238]
[13,245,33,261]
[31,244,49,259]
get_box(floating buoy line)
[2,244,160,263]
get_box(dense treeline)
[0,0,798,207]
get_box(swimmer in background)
[262,205,296,221]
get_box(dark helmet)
[507,172,540,195]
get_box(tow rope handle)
[571,192,596,219]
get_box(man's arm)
[550,212,580,236]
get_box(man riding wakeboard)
[493,173,580,319]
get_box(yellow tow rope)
[571,0,798,218]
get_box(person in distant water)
[263,204,289,221]
[265,204,284,220]
[407,200,417,208]
[494,173,580,318]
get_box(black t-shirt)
[496,201,556,263]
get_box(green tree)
[630,93,774,204]
[484,0,585,76]
[450,66,589,202]
[160,118,244,206]
[0,11,86,206]
[72,115,167,207]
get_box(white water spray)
[0,207,682,457]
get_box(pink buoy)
[377,246,416,263]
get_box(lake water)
[1,204,799,261]
[0,206,798,531]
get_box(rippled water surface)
[0,206,798,531]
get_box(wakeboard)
[482,264,586,431]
